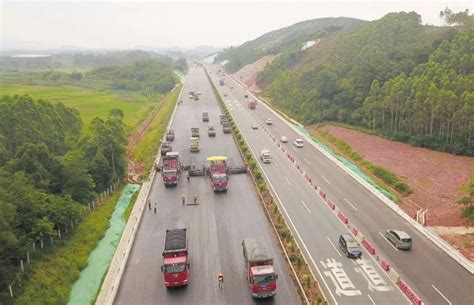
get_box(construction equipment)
[190,137,199,152]
[191,127,199,138]
[208,125,216,137]
[207,156,228,192]
[202,111,209,122]
[160,141,172,156]
[242,238,277,298]
[161,229,189,287]
[165,130,175,141]
[159,152,181,186]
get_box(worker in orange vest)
[218,273,224,288]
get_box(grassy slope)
[0,83,156,132]
[14,187,123,305]
[130,86,180,171]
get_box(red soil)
[319,125,474,227]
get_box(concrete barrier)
[338,211,349,224]
[381,259,390,271]
[327,199,336,210]
[351,226,358,236]
[398,279,423,305]
[362,239,376,255]
[355,232,364,244]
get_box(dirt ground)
[315,124,474,259]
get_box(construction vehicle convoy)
[161,228,189,287]
[190,137,199,152]
[207,156,228,192]
[159,152,181,186]
[242,238,277,298]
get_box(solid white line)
[240,132,337,305]
[368,294,376,305]
[432,284,452,305]
[301,200,312,214]
[304,158,312,165]
[292,147,297,152]
[284,176,292,186]
[326,236,342,257]
[378,232,399,251]
[322,175,331,184]
[344,198,359,212]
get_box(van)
[339,233,362,258]
[260,149,271,163]
[385,230,412,250]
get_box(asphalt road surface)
[115,65,299,305]
[207,65,474,305]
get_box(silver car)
[385,229,412,250]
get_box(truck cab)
[242,238,277,298]
[207,156,228,192]
[162,229,189,287]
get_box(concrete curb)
[225,72,474,274]
[96,80,186,305]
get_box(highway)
[114,65,299,305]
[206,65,474,305]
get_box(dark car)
[339,233,362,258]
[244,94,248,98]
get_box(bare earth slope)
[320,125,473,227]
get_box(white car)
[280,136,288,143]
[294,139,304,148]
[251,123,259,130]
[189,94,194,99]
[265,118,273,125]
[260,149,272,163]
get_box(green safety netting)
[295,126,397,201]
[68,184,140,305]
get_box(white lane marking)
[301,200,312,214]
[344,198,359,212]
[322,175,331,184]
[326,236,342,257]
[378,232,398,251]
[304,158,312,165]
[432,284,452,305]
[292,147,297,152]
[273,160,278,167]
[368,294,376,305]
[284,176,292,186]
[240,132,337,304]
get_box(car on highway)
[339,233,362,258]
[244,94,248,98]
[189,94,193,99]
[251,123,258,130]
[385,229,412,250]
[260,149,272,163]
[293,139,304,148]
[223,93,228,97]
[280,136,288,143]
[265,118,273,125]
[230,86,234,89]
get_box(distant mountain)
[215,17,366,72]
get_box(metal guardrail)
[96,81,186,305]
[225,72,474,275]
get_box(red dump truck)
[161,228,189,287]
[248,100,257,109]
[160,152,181,186]
[242,238,277,298]
[160,141,172,156]
[207,156,228,192]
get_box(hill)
[215,17,365,72]
[233,10,472,155]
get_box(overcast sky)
[1,0,472,50]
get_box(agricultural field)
[0,83,157,132]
